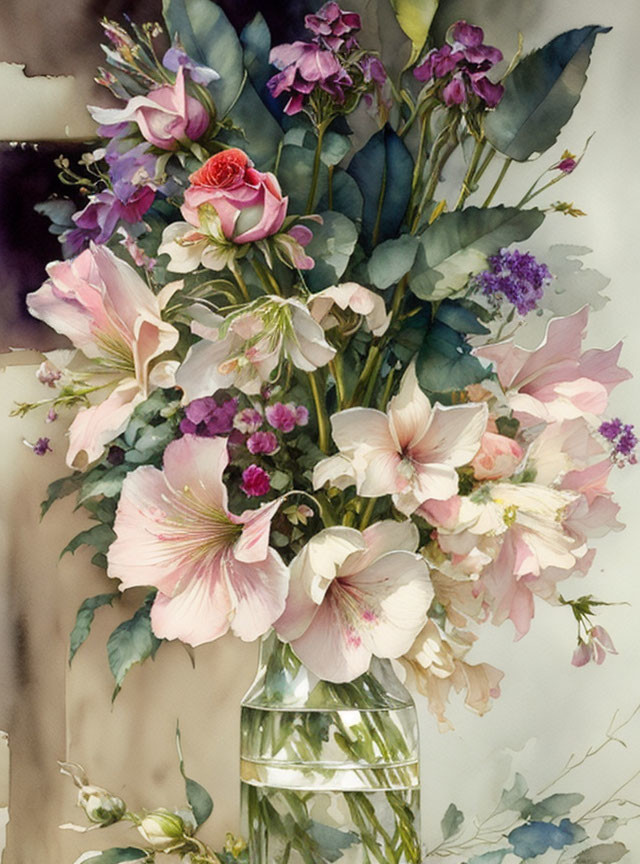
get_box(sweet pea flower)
[68,187,155,251]
[474,308,631,427]
[304,2,362,52]
[267,41,353,115]
[309,282,391,337]
[26,245,179,468]
[314,364,487,515]
[175,298,335,400]
[89,67,209,151]
[275,520,433,682]
[162,40,220,86]
[108,435,288,645]
[572,625,617,667]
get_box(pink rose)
[181,148,288,244]
[89,67,209,151]
[472,431,524,481]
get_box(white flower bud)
[78,784,126,826]
[137,808,190,851]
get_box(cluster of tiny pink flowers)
[265,402,309,432]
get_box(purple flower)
[305,2,362,52]
[46,407,58,423]
[68,186,155,249]
[241,465,271,497]
[266,402,298,433]
[599,418,638,466]
[360,55,387,86]
[32,437,52,456]
[473,248,552,315]
[413,20,504,109]
[180,395,238,438]
[295,405,309,426]
[556,156,577,174]
[268,41,353,115]
[247,431,279,455]
[162,42,220,86]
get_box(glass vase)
[240,631,422,864]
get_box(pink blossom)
[572,625,617,667]
[241,465,271,497]
[314,364,487,515]
[275,520,433,682]
[182,148,287,244]
[309,282,391,337]
[107,435,287,645]
[234,408,263,434]
[474,308,631,426]
[266,402,297,432]
[472,431,524,480]
[89,67,209,151]
[247,431,278,455]
[26,245,179,468]
[295,405,309,426]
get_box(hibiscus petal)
[67,381,142,469]
[175,334,237,403]
[226,550,289,641]
[331,407,394,457]
[387,364,433,452]
[162,434,229,512]
[150,566,233,646]
[413,402,487,466]
[234,497,285,563]
[340,519,419,576]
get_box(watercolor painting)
[0,1,639,862]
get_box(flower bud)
[137,808,190,851]
[78,784,126,826]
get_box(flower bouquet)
[16,0,636,861]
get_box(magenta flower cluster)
[414,20,504,108]
[473,248,552,315]
[179,395,238,437]
[266,1,385,116]
[599,418,638,466]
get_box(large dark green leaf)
[409,206,544,300]
[176,723,214,827]
[485,26,611,161]
[277,144,329,214]
[163,0,243,115]
[303,212,358,292]
[107,594,162,699]
[240,12,272,93]
[368,235,420,290]
[317,169,364,225]
[69,594,119,665]
[347,126,413,250]
[416,321,487,394]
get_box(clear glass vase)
[240,631,421,864]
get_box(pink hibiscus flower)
[107,435,288,646]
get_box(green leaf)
[598,818,623,840]
[277,143,329,214]
[78,466,129,503]
[485,26,611,161]
[409,206,544,300]
[69,593,119,665]
[441,802,464,840]
[347,125,414,250]
[79,849,147,864]
[388,0,439,65]
[163,0,243,115]
[497,772,532,814]
[240,12,272,93]
[316,169,363,225]
[304,212,358,292]
[368,235,420,290]
[176,722,214,827]
[107,594,162,699]
[41,472,83,518]
[308,820,359,862]
[436,300,490,335]
[61,524,117,558]
[523,792,584,821]
[574,843,629,864]
[416,321,487,394]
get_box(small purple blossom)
[304,2,362,52]
[247,431,279,455]
[241,464,271,497]
[599,418,638,466]
[234,408,263,434]
[180,395,238,438]
[473,248,552,316]
[556,155,577,174]
[32,437,52,456]
[266,402,309,433]
[162,41,220,85]
[36,361,61,388]
[268,41,353,115]
[414,20,504,109]
[46,407,58,423]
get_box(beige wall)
[1,0,640,859]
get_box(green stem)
[474,145,496,184]
[358,497,377,531]
[411,122,459,232]
[454,137,486,210]
[229,262,250,302]
[517,172,566,207]
[347,342,380,407]
[251,257,281,296]
[307,371,330,453]
[378,364,397,410]
[329,355,346,408]
[305,120,328,214]
[482,157,512,207]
